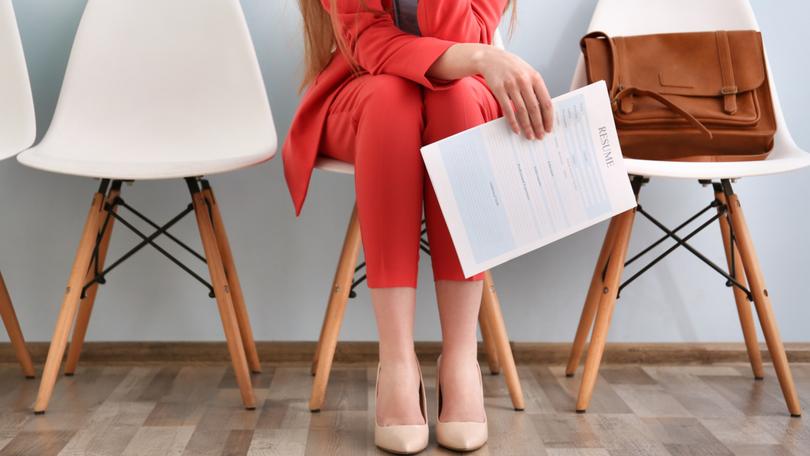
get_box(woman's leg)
[423,77,501,422]
[370,288,421,425]
[321,74,426,425]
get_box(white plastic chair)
[565,0,806,416]
[0,0,36,379]
[307,30,526,413]
[18,0,277,413]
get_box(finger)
[494,88,520,135]
[520,77,545,139]
[533,75,554,133]
[508,83,534,140]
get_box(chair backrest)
[0,1,36,161]
[36,0,276,163]
[571,0,800,155]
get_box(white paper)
[421,81,637,278]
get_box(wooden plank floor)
[0,362,807,455]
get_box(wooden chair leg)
[575,208,636,413]
[725,187,801,417]
[34,185,107,413]
[565,217,620,377]
[310,293,332,376]
[202,183,261,374]
[478,300,501,375]
[480,271,525,410]
[190,182,256,410]
[309,204,362,412]
[0,272,35,378]
[310,317,325,376]
[715,189,765,380]
[64,183,120,376]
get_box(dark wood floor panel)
[0,362,806,455]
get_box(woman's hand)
[428,43,554,140]
[474,46,554,140]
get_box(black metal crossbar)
[624,200,719,267]
[81,181,214,298]
[615,188,752,301]
[116,199,207,264]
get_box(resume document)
[421,81,637,277]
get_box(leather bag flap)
[584,30,766,98]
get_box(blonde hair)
[297,0,517,91]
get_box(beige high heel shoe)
[436,355,488,452]
[374,362,429,454]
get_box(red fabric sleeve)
[323,0,457,89]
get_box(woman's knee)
[423,78,498,142]
[351,75,425,171]
[359,75,423,125]
[424,77,493,117]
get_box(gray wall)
[2,0,808,343]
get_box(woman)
[284,0,553,453]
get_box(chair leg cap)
[565,373,575,378]
[25,375,35,380]
[33,411,45,415]
[791,414,802,418]
[754,376,764,381]
[575,409,586,414]
[514,407,525,412]
[64,373,74,377]
[310,409,320,413]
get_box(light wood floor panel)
[0,362,805,455]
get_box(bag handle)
[581,31,620,95]
[582,31,713,139]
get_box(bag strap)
[615,88,714,139]
[716,31,738,114]
[583,31,713,139]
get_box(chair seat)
[624,144,810,180]
[317,145,810,181]
[17,142,276,180]
[315,156,355,175]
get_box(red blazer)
[283,0,508,215]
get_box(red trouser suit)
[282,0,507,288]
[322,76,500,287]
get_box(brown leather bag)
[581,30,776,162]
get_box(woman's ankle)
[438,352,486,423]
[376,354,424,426]
[440,345,478,364]
[379,346,418,366]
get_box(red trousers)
[321,75,500,288]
